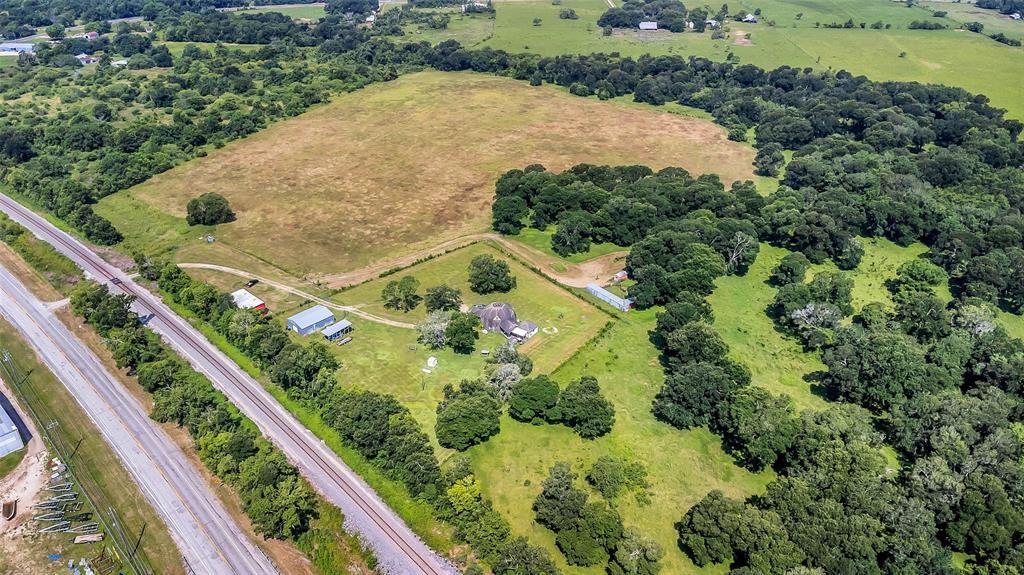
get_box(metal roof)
[322,319,353,337]
[0,397,24,458]
[639,21,658,30]
[230,289,264,309]
[287,305,334,329]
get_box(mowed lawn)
[98,70,758,278]
[438,0,1024,118]
[338,242,610,374]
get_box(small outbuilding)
[231,288,266,312]
[287,305,335,335]
[639,21,658,30]
[74,53,97,65]
[742,14,758,23]
[586,283,633,312]
[511,321,539,341]
[0,394,24,459]
[322,319,354,342]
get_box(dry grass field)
[101,70,758,278]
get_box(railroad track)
[0,194,454,575]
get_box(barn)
[322,319,354,341]
[286,305,335,335]
[231,288,267,313]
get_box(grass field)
[922,0,1024,40]
[469,306,772,575]
[0,319,183,575]
[246,5,326,19]
[0,446,25,479]
[430,0,1024,118]
[98,70,758,278]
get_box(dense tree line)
[977,0,1024,15]
[597,0,725,33]
[68,279,323,542]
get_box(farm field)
[246,4,327,19]
[922,0,1024,40]
[97,70,759,278]
[434,0,1024,117]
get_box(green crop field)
[922,0,1024,40]
[97,70,758,279]
[426,0,1024,118]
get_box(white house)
[639,21,658,30]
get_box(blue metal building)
[0,393,24,459]
[286,305,335,335]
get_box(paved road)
[0,266,277,575]
[178,263,416,329]
[0,195,456,574]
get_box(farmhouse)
[639,21,658,30]
[586,283,633,312]
[74,53,98,65]
[230,288,266,312]
[742,14,758,23]
[0,43,35,54]
[286,305,335,335]
[470,302,538,342]
[72,31,100,40]
[0,394,24,459]
[322,319,354,342]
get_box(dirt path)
[316,234,628,289]
[177,263,417,329]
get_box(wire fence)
[1,347,156,575]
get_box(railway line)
[0,193,455,575]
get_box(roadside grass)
[100,70,758,277]
[0,319,184,575]
[469,307,773,575]
[0,215,82,295]
[336,242,610,374]
[0,447,25,479]
[441,0,1023,118]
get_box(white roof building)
[230,288,265,311]
[0,394,24,459]
[639,21,658,30]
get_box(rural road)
[0,193,457,575]
[0,266,276,575]
[178,263,416,329]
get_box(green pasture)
[337,242,610,373]
[437,0,1024,117]
[470,306,772,575]
[513,227,626,264]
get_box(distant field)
[922,0,1024,40]
[0,57,16,69]
[99,70,757,278]
[246,4,326,19]
[430,0,1024,118]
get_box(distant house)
[705,19,720,28]
[72,31,100,40]
[286,305,335,335]
[74,53,97,65]
[612,270,628,283]
[586,283,633,312]
[1011,12,1022,20]
[0,43,35,54]
[742,14,758,23]
[230,288,266,313]
[0,393,24,459]
[639,21,658,30]
[322,319,354,342]
[111,59,128,67]
[470,302,538,342]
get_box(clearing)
[97,70,758,278]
